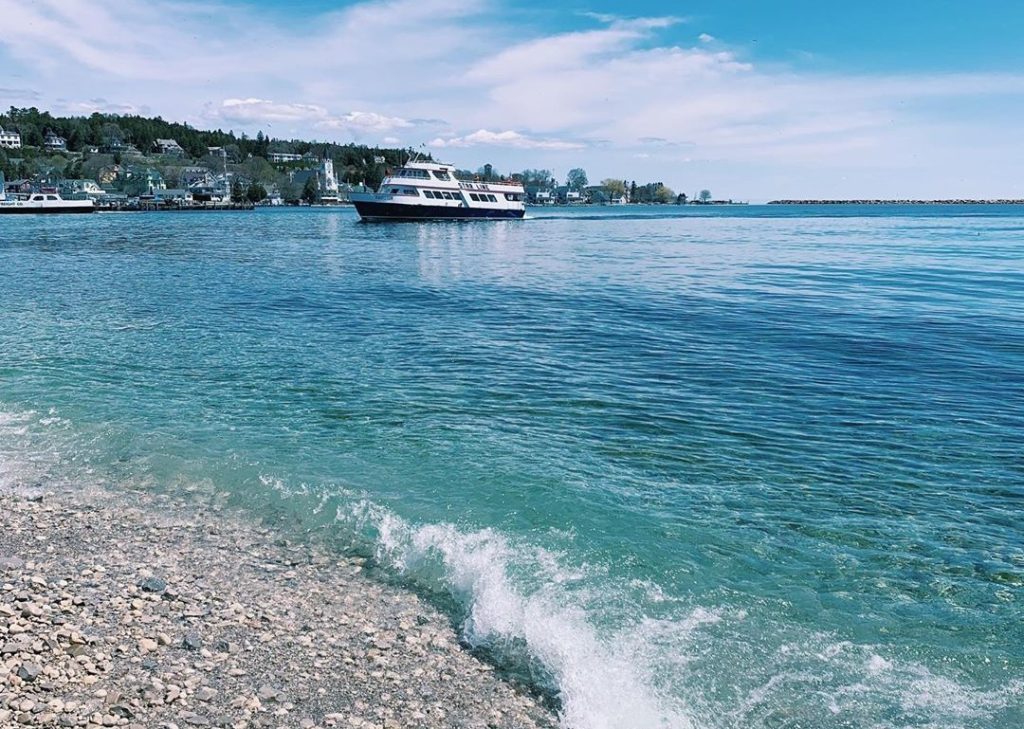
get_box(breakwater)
[768,198,1024,204]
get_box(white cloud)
[428,129,585,150]
[64,98,149,115]
[215,101,416,140]
[220,99,330,124]
[466,15,681,83]
[0,0,1023,197]
[318,112,413,133]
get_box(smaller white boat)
[0,191,95,215]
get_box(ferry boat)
[0,191,95,215]
[350,158,525,221]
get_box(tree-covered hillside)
[0,106,416,188]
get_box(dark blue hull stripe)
[0,207,95,215]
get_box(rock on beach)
[0,490,558,729]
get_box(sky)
[2,0,1024,200]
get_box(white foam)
[338,500,701,729]
[0,407,45,495]
[899,667,1023,720]
[757,637,1024,728]
[347,499,1024,729]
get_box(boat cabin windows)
[395,168,430,179]
[432,170,452,181]
[32,195,45,201]
[504,193,523,202]
[425,190,458,200]
[388,187,420,196]
[47,195,59,201]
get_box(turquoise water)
[1,205,1022,728]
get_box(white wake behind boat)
[350,158,525,221]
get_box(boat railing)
[457,180,524,191]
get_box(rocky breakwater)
[0,491,557,729]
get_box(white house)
[58,179,106,199]
[153,188,193,204]
[44,132,67,151]
[268,152,302,163]
[0,126,21,149]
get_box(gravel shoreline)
[0,489,558,729]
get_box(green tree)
[101,122,124,148]
[254,131,269,159]
[566,168,588,191]
[520,169,553,188]
[231,179,245,203]
[246,182,267,203]
[653,184,675,204]
[629,180,637,202]
[601,179,626,198]
[301,175,319,204]
[240,156,278,185]
[699,189,712,203]
[279,178,300,203]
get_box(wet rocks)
[0,490,558,729]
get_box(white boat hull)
[0,198,95,215]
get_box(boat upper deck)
[384,161,523,191]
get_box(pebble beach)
[0,489,557,729]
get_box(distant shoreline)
[767,199,1024,205]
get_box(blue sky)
[2,0,1023,199]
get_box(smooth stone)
[16,663,41,682]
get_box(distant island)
[0,106,727,209]
[768,199,1024,205]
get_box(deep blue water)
[1,205,1022,728]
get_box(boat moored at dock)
[350,158,525,221]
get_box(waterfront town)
[0,108,717,210]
